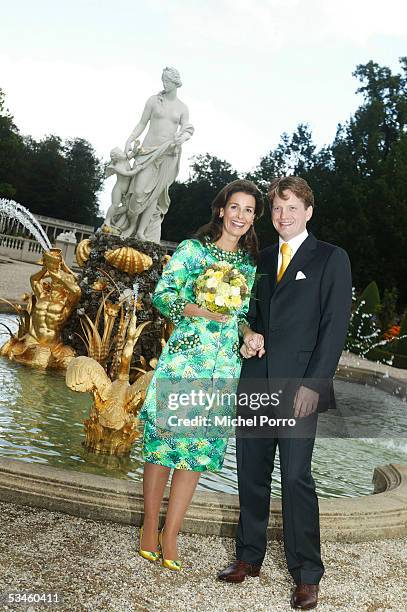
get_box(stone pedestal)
[55,236,76,268]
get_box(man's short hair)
[268,176,314,209]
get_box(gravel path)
[0,258,39,305]
[0,501,406,612]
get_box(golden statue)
[66,307,154,455]
[1,248,81,369]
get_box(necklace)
[204,236,246,264]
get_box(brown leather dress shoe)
[218,560,261,583]
[290,584,319,609]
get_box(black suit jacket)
[241,233,352,412]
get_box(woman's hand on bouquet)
[183,303,230,323]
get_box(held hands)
[293,385,319,419]
[241,331,265,359]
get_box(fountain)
[0,198,52,252]
[0,198,169,456]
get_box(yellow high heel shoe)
[159,529,182,571]
[138,525,161,562]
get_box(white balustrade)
[0,233,43,262]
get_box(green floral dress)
[139,238,256,472]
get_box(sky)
[1,0,407,214]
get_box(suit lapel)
[255,244,277,326]
[267,245,278,297]
[271,233,317,298]
[258,234,318,330]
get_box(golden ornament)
[104,247,153,274]
[76,239,91,267]
[92,279,108,291]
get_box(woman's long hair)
[194,179,264,263]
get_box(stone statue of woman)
[105,67,194,243]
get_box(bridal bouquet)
[194,262,249,314]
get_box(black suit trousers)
[235,413,324,585]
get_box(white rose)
[206,277,218,288]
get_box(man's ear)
[305,206,313,222]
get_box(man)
[218,177,352,610]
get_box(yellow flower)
[218,282,230,296]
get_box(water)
[0,315,406,498]
[0,198,52,251]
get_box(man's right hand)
[242,331,265,358]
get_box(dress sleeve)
[152,239,202,325]
[237,263,257,337]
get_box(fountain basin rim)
[0,457,406,542]
[1,317,407,539]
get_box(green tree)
[0,88,24,199]
[247,124,322,246]
[62,138,104,225]
[0,89,103,226]
[16,135,67,217]
[328,58,407,301]
[248,123,316,190]
[162,154,239,241]
[189,153,239,191]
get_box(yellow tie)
[277,242,292,282]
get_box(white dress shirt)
[277,229,309,274]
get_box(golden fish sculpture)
[66,310,153,455]
[104,247,153,275]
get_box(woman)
[138,179,264,569]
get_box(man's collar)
[278,229,309,253]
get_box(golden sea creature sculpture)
[1,249,81,369]
[76,238,91,267]
[104,246,153,275]
[66,310,152,455]
[92,279,108,291]
[79,298,121,366]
